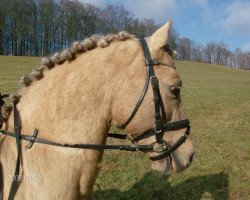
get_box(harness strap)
[8,103,21,200]
[132,118,190,143]
[151,76,164,136]
[107,133,128,140]
[140,38,165,143]
[0,130,153,152]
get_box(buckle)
[155,118,163,133]
[182,134,188,139]
[145,59,154,66]
[153,96,161,104]
[152,140,169,153]
[150,76,159,88]
[26,129,39,149]
[152,59,160,65]
[145,59,160,66]
[155,128,162,134]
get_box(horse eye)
[170,86,181,96]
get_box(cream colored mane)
[21,32,135,87]
[1,31,135,121]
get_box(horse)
[0,20,195,199]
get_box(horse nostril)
[189,153,195,163]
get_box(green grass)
[0,56,39,93]
[1,56,249,199]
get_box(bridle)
[0,38,190,200]
[117,38,190,160]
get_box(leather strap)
[0,130,153,152]
[8,103,21,200]
[132,118,190,143]
[140,38,165,143]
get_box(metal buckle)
[152,140,169,153]
[150,76,159,88]
[152,59,160,65]
[155,128,162,134]
[155,118,163,134]
[158,142,168,152]
[182,134,188,139]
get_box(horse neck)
[7,41,139,145]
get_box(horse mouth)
[170,152,195,173]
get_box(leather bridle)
[117,38,190,160]
[0,38,190,200]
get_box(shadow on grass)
[95,172,229,200]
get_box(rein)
[0,129,153,152]
[0,118,189,152]
[0,38,190,200]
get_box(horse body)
[0,21,195,199]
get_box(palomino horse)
[0,20,194,199]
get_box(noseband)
[0,38,190,200]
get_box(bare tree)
[101,4,132,33]
[0,0,249,69]
[192,43,204,62]
[204,42,215,63]
[0,0,7,54]
[169,27,180,50]
[177,38,194,61]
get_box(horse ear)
[147,20,172,57]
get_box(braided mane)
[20,31,135,87]
[1,31,136,123]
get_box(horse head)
[111,21,195,174]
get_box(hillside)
[0,55,249,199]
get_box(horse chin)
[150,157,173,175]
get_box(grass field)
[0,55,249,199]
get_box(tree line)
[175,37,250,69]
[0,0,249,69]
[0,0,158,56]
